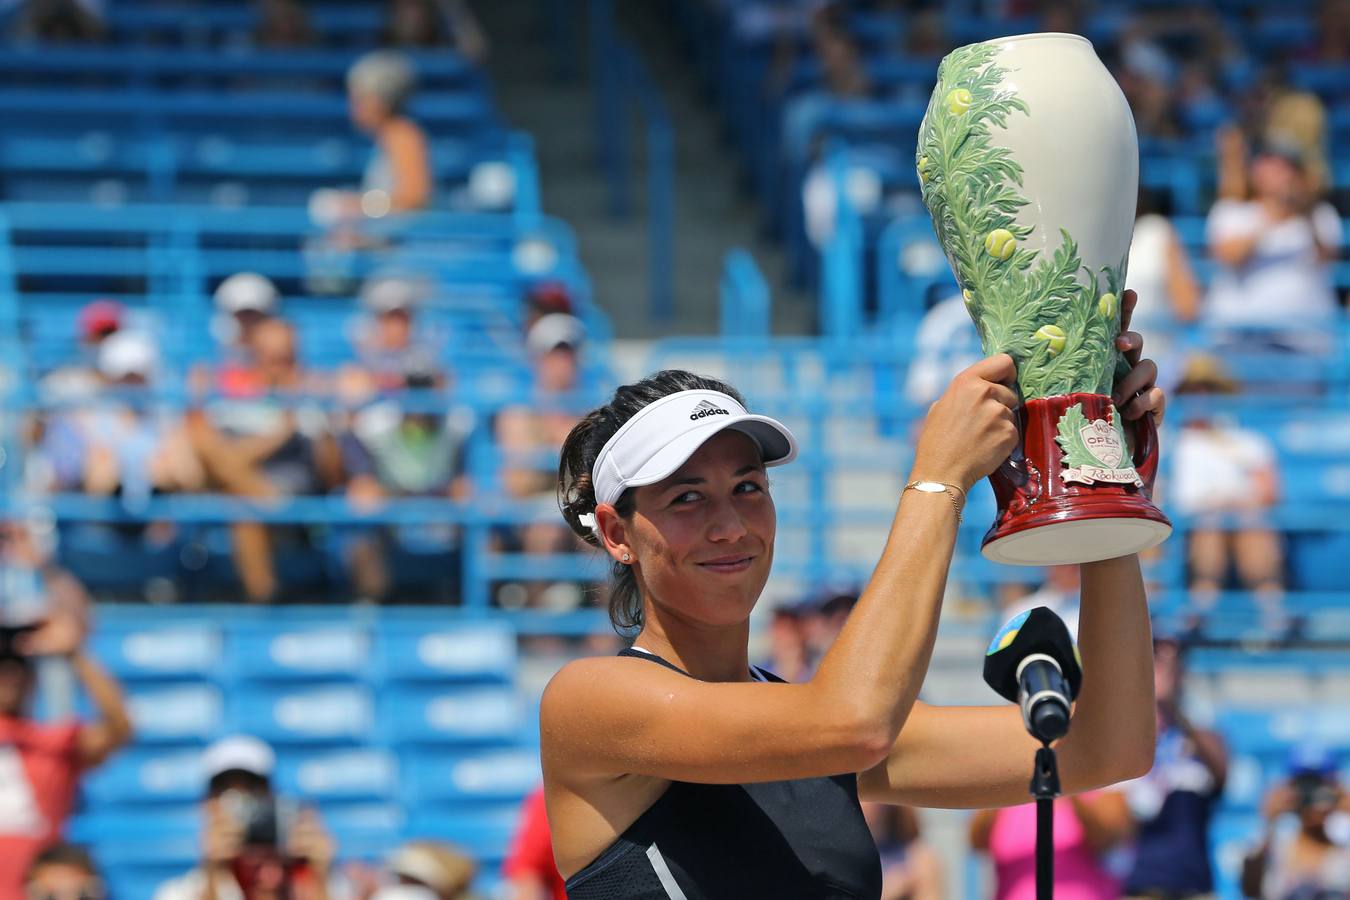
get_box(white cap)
[97,330,158,380]
[588,389,797,514]
[201,735,275,784]
[214,273,279,315]
[361,276,420,314]
[527,313,585,355]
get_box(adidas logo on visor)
[689,399,730,421]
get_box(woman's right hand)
[912,354,1020,492]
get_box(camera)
[0,623,38,663]
[219,790,287,848]
[1293,773,1338,811]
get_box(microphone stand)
[1031,742,1061,900]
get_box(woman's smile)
[697,554,756,574]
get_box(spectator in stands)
[0,591,133,900]
[1315,0,1350,62]
[6,0,104,42]
[381,841,476,900]
[970,791,1134,900]
[1205,136,1342,353]
[1241,745,1350,898]
[1126,189,1202,378]
[212,273,280,367]
[807,2,870,100]
[493,314,589,609]
[1121,634,1228,899]
[155,735,341,900]
[1230,68,1329,197]
[861,803,943,900]
[501,787,566,900]
[1169,355,1286,615]
[254,0,315,48]
[903,291,983,408]
[337,275,440,403]
[340,353,471,602]
[761,601,812,684]
[799,589,857,676]
[38,299,123,403]
[523,282,573,335]
[24,843,105,900]
[187,319,340,603]
[381,0,488,63]
[1115,25,1184,141]
[345,51,432,218]
[37,331,204,505]
[1000,565,1082,638]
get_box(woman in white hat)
[543,292,1165,897]
[346,50,431,217]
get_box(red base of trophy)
[983,392,1172,566]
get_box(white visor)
[590,389,798,512]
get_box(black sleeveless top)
[563,648,883,900]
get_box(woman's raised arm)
[541,355,1021,787]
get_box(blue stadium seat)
[226,622,371,683]
[376,621,517,684]
[1210,811,1262,898]
[230,684,375,745]
[1289,531,1350,592]
[81,749,206,807]
[404,805,522,864]
[125,684,224,745]
[89,622,222,683]
[68,807,199,847]
[402,747,540,806]
[1222,753,1266,812]
[1216,706,1350,755]
[275,749,398,804]
[378,687,524,746]
[313,802,404,858]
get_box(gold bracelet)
[903,480,966,525]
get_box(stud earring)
[621,553,631,563]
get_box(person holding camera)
[154,736,342,900]
[0,585,133,900]
[1241,745,1350,899]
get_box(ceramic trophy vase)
[916,33,1172,565]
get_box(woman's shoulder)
[542,654,680,714]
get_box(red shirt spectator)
[0,718,82,900]
[0,585,133,900]
[502,787,566,900]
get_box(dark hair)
[558,370,747,633]
[26,843,99,882]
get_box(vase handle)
[1127,408,1161,498]
[989,403,1033,498]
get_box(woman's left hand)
[1111,289,1166,426]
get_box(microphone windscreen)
[982,606,1083,704]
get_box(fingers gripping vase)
[916,33,1172,565]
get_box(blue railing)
[589,0,676,323]
[719,249,771,339]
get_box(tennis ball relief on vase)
[916,32,1171,566]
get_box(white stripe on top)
[645,842,691,900]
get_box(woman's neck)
[634,609,754,683]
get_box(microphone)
[983,607,1083,744]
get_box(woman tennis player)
[543,291,1163,898]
